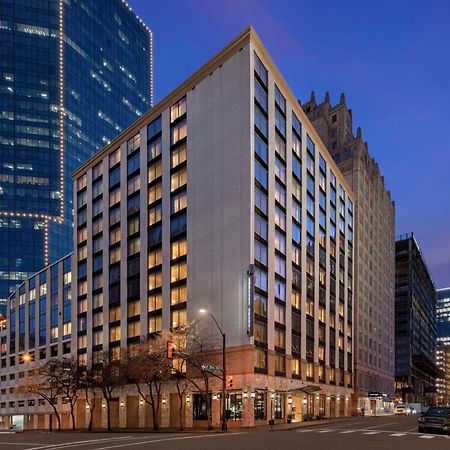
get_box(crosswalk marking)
[340,430,356,434]
[389,433,406,437]
[317,430,334,433]
[363,431,380,435]
[296,429,314,433]
[419,435,435,439]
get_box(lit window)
[170,96,187,122]
[148,314,162,333]
[171,143,187,168]
[171,308,187,329]
[148,271,162,290]
[148,159,162,183]
[171,285,187,305]
[170,167,187,191]
[148,249,162,269]
[171,190,187,213]
[170,261,187,282]
[171,238,187,259]
[148,183,162,204]
[148,136,161,161]
[148,293,162,311]
[127,133,140,155]
[171,120,187,145]
[148,204,162,225]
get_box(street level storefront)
[0,379,351,430]
[357,392,394,416]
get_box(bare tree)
[58,358,83,431]
[18,360,63,431]
[123,335,171,431]
[169,323,222,430]
[91,351,123,431]
[80,367,97,431]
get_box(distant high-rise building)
[302,92,395,414]
[0,0,153,301]
[395,233,438,404]
[436,287,450,404]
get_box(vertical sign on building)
[247,264,254,336]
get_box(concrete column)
[211,397,220,427]
[139,397,145,428]
[242,394,254,427]
[119,395,126,428]
[185,395,193,428]
[160,397,170,428]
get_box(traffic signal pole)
[222,331,227,431]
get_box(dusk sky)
[130,0,450,288]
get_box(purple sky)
[130,0,450,288]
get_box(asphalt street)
[1,415,448,450]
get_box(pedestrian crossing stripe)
[389,433,406,437]
[317,430,334,433]
[419,435,435,439]
[363,431,380,435]
[340,430,356,434]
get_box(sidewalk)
[250,417,353,432]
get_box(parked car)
[394,405,407,415]
[418,406,450,434]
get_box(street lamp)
[199,309,227,431]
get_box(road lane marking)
[419,435,435,439]
[91,432,249,450]
[317,430,334,433]
[389,433,406,436]
[340,430,356,434]
[295,429,315,433]
[366,422,397,429]
[26,436,134,450]
[363,431,380,435]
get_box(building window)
[170,96,187,122]
[254,349,267,370]
[254,53,268,86]
[148,160,162,183]
[171,120,187,145]
[109,148,120,167]
[170,261,187,282]
[171,190,187,213]
[148,249,162,269]
[148,183,162,204]
[171,285,187,305]
[171,238,187,259]
[170,167,187,191]
[147,116,162,141]
[171,143,187,168]
[148,293,162,312]
[127,133,140,155]
[171,308,187,329]
[148,314,162,333]
[148,136,162,161]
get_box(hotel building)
[1,27,354,429]
[301,93,395,414]
[0,0,153,304]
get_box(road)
[1,415,449,449]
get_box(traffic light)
[228,376,233,388]
[166,341,176,359]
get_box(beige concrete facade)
[302,92,395,413]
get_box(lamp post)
[199,309,227,431]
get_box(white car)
[394,405,407,415]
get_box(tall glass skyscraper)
[0,0,153,301]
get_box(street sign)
[201,363,220,372]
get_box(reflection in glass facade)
[0,0,152,301]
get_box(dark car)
[418,406,450,434]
